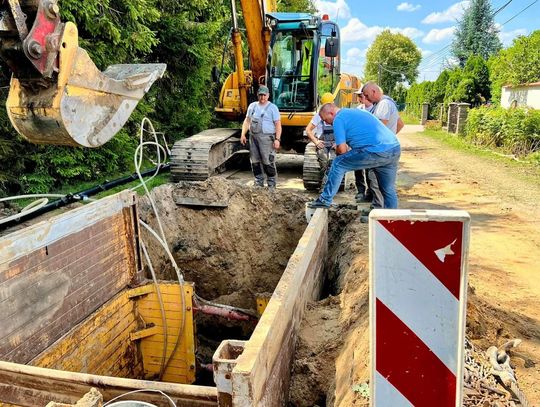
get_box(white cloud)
[421,49,433,57]
[346,47,366,59]
[397,2,421,12]
[423,27,456,44]
[341,18,424,43]
[498,28,528,46]
[342,47,365,78]
[422,1,469,24]
[399,27,425,39]
[314,0,351,20]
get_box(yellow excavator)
[0,0,165,148]
[170,0,361,190]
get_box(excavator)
[0,0,165,148]
[170,0,361,190]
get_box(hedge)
[465,106,540,157]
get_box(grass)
[400,111,420,125]
[10,168,171,210]
[420,129,540,182]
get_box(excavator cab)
[0,0,165,147]
[268,14,341,114]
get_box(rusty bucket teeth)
[6,22,166,148]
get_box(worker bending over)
[308,103,401,209]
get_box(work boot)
[360,208,372,216]
[308,199,330,209]
[355,192,373,203]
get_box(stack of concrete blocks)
[447,102,470,134]
[421,103,429,125]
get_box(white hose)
[103,388,176,407]
[135,118,186,375]
[140,238,169,380]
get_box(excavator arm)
[0,0,166,147]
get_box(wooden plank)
[0,361,217,407]
[3,273,131,363]
[0,195,138,365]
[130,326,161,341]
[30,294,132,368]
[230,209,328,406]
[0,237,126,332]
[0,191,136,270]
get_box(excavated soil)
[138,178,308,309]
[136,125,539,405]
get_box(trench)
[137,178,310,386]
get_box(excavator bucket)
[6,22,166,147]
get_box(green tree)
[463,55,491,102]
[364,30,421,96]
[489,30,540,103]
[148,1,230,140]
[444,68,464,103]
[451,0,501,66]
[279,0,316,12]
[431,70,450,104]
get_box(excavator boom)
[0,0,165,147]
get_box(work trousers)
[316,145,336,189]
[249,132,277,187]
[355,169,384,208]
[319,146,401,208]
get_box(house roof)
[503,81,540,88]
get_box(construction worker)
[241,85,282,189]
[359,82,404,212]
[362,81,404,134]
[305,92,336,188]
[308,103,401,209]
[354,89,380,205]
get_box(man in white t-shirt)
[363,81,404,134]
[354,89,382,206]
[305,93,336,188]
[241,85,282,188]
[360,82,404,210]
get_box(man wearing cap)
[305,92,336,188]
[241,85,282,188]
[308,103,401,209]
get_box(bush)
[465,106,540,157]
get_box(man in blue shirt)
[308,103,401,209]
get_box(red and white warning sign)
[369,209,470,407]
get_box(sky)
[312,0,539,83]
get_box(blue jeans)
[318,146,401,208]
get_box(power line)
[500,0,538,25]
[493,0,514,16]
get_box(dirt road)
[230,125,540,404]
[397,125,540,403]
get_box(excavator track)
[302,142,346,192]
[303,143,321,191]
[170,128,244,181]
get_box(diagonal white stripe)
[375,371,414,407]
[373,221,460,374]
